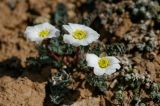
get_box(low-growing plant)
[24,21,159,105]
[24,22,121,104]
[112,73,160,105]
[128,0,160,22]
[49,70,71,104]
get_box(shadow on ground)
[0,57,80,106]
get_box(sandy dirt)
[0,0,159,106]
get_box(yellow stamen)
[73,29,87,40]
[98,57,110,68]
[39,29,50,38]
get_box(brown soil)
[0,76,46,106]
[132,53,160,82]
[0,0,53,106]
[0,0,159,106]
[0,0,38,64]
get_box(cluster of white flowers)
[24,22,121,76]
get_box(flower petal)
[86,53,99,67]
[103,64,120,75]
[104,68,116,75]
[38,22,60,38]
[107,56,120,64]
[68,23,85,30]
[63,25,73,33]
[24,26,41,42]
[63,34,90,46]
[93,68,106,76]
[63,34,80,46]
[86,32,100,44]
[48,27,60,38]
[108,64,121,70]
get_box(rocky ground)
[0,0,159,106]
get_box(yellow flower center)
[98,57,110,68]
[39,29,50,38]
[73,29,87,40]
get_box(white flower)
[63,23,100,46]
[24,22,60,43]
[86,53,121,76]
